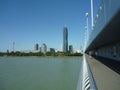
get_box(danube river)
[0,56,82,90]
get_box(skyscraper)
[63,27,68,52]
[41,43,47,53]
[34,43,39,51]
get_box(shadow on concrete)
[93,56,120,74]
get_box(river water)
[0,56,82,90]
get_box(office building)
[63,27,68,52]
[34,43,39,51]
[69,45,73,53]
[41,43,47,53]
[50,48,55,53]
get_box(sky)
[0,0,101,52]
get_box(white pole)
[84,13,88,52]
[86,13,89,42]
[91,0,94,30]
[84,26,87,52]
[85,13,88,52]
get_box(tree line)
[0,51,83,57]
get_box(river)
[0,56,82,90]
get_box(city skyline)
[0,0,100,52]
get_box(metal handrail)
[76,54,97,90]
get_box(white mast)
[91,0,94,30]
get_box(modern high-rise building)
[34,43,39,51]
[41,43,47,53]
[50,48,55,53]
[69,45,73,53]
[63,27,68,52]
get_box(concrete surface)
[86,54,120,90]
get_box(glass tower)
[63,27,68,52]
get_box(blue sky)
[0,0,100,52]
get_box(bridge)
[77,0,120,90]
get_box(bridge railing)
[87,0,120,50]
[76,55,97,90]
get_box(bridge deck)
[86,54,120,90]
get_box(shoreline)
[0,52,83,57]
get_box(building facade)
[41,43,47,53]
[63,27,68,52]
[50,48,55,53]
[34,43,39,51]
[69,45,73,53]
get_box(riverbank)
[0,51,83,57]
